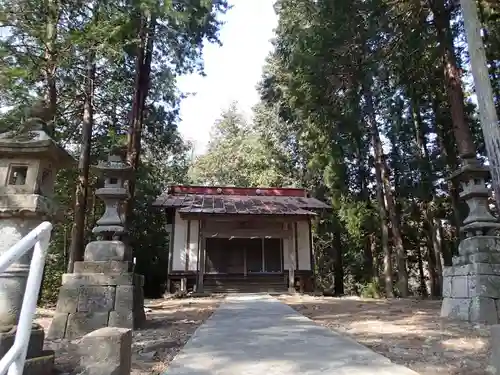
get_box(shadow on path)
[165,295,419,375]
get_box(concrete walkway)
[165,294,419,375]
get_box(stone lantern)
[441,158,500,323]
[48,147,145,340]
[0,115,74,374]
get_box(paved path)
[166,294,419,375]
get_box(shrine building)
[152,185,330,294]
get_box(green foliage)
[360,280,382,299]
[39,168,78,304]
[189,102,286,187]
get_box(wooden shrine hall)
[152,185,330,293]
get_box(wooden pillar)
[293,221,302,293]
[196,220,205,292]
[294,221,299,270]
[261,237,265,272]
[182,219,191,293]
[308,218,315,291]
[185,219,191,272]
[198,233,206,292]
[167,209,175,294]
[243,247,247,277]
[288,233,295,293]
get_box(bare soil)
[278,294,490,375]
[36,296,222,375]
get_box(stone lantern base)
[0,325,54,375]
[0,215,56,375]
[441,236,500,324]
[47,240,145,340]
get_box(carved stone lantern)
[0,124,74,325]
[92,146,131,241]
[48,146,145,340]
[441,158,500,323]
[0,119,74,373]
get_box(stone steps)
[205,287,288,294]
[204,274,288,293]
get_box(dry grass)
[278,294,490,375]
[36,296,222,375]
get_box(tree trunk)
[370,232,379,283]
[478,0,500,117]
[411,95,441,296]
[332,219,344,296]
[373,152,393,297]
[356,138,374,284]
[433,94,462,247]
[437,219,453,266]
[425,217,440,296]
[363,228,374,283]
[67,47,96,273]
[125,11,157,229]
[431,218,444,293]
[44,0,59,137]
[416,245,428,297]
[364,83,408,297]
[91,190,98,229]
[430,0,477,159]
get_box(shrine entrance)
[205,237,283,275]
[153,184,331,293]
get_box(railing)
[0,221,53,375]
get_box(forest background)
[1,0,499,302]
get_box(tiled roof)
[152,193,330,216]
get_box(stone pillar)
[48,148,146,340]
[441,159,500,324]
[0,112,74,375]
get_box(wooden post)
[243,246,247,277]
[294,222,299,270]
[288,266,295,292]
[288,234,295,293]
[308,218,315,292]
[198,230,205,293]
[167,209,175,294]
[180,277,187,292]
[261,237,265,272]
[185,219,191,272]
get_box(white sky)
[176,0,278,155]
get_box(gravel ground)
[34,294,493,375]
[278,294,491,375]
[36,296,222,375]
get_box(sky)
[176,0,278,155]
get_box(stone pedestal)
[48,148,145,340]
[0,325,54,375]
[0,219,55,375]
[47,243,145,339]
[441,237,500,323]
